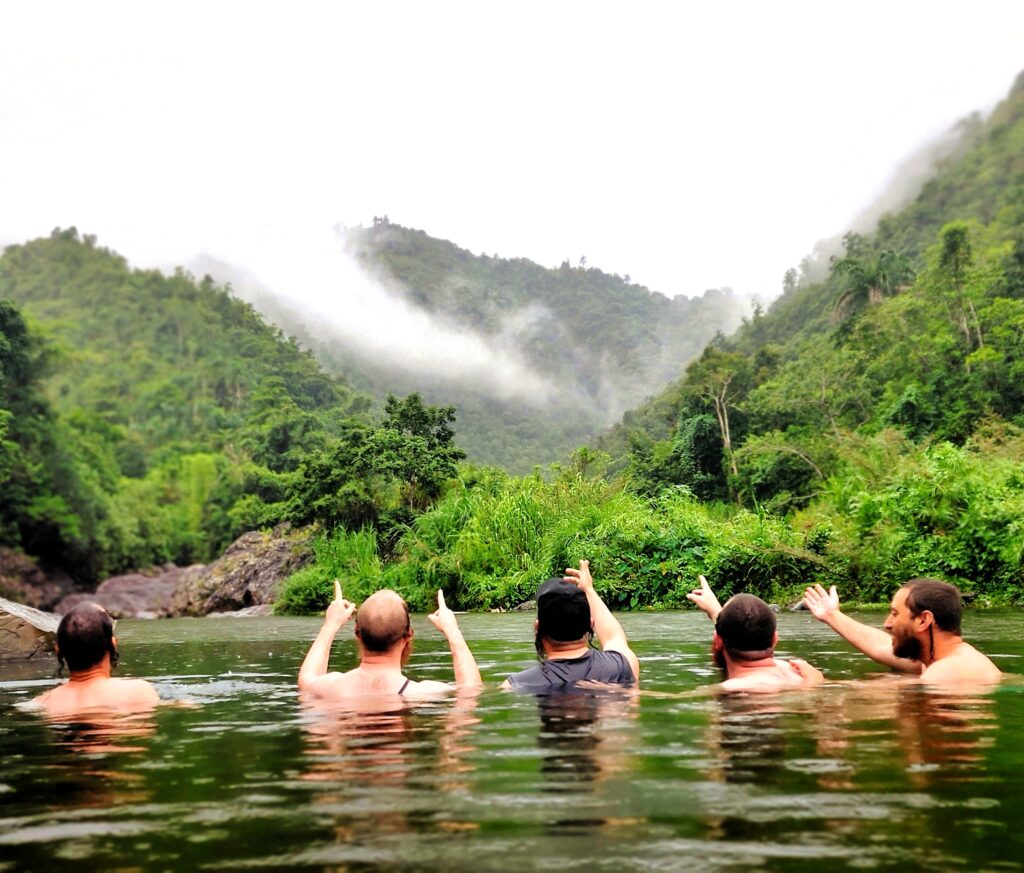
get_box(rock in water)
[56,564,206,619]
[170,526,313,616]
[0,597,59,660]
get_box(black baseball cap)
[537,578,591,641]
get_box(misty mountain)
[600,67,1024,494]
[209,222,746,472]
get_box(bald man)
[35,602,160,716]
[298,583,482,700]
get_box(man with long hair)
[35,602,160,716]
[298,582,481,700]
[503,560,639,690]
[802,578,1001,684]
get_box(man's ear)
[712,633,724,652]
[915,610,934,632]
[772,630,779,648]
[534,619,539,633]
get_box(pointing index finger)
[334,579,342,601]
[437,589,446,609]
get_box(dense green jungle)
[2,71,1024,613]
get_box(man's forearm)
[444,627,482,686]
[821,611,918,672]
[585,587,627,648]
[298,621,341,688]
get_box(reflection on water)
[0,611,1022,870]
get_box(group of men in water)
[36,562,1001,716]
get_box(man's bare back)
[306,665,456,701]
[36,675,159,717]
[719,658,824,693]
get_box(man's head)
[56,603,118,674]
[885,578,963,660]
[713,594,778,666]
[535,578,592,658]
[355,590,412,659]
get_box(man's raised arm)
[427,590,482,687]
[298,580,357,693]
[687,575,723,622]
[565,560,640,679]
[802,584,920,673]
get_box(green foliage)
[815,439,1024,603]
[310,466,834,615]
[275,528,385,615]
[0,230,372,580]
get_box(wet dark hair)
[356,598,412,653]
[902,578,962,635]
[56,603,118,674]
[715,594,776,660]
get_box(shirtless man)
[688,576,824,692]
[503,560,639,691]
[802,578,1001,685]
[298,582,481,700]
[35,602,160,716]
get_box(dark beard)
[713,646,728,674]
[892,632,922,660]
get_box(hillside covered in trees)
[0,232,464,586]
[236,223,745,472]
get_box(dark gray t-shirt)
[506,649,635,690]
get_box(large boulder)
[0,548,75,611]
[56,564,206,619]
[0,597,59,660]
[169,526,313,616]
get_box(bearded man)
[802,578,1001,685]
[688,576,824,691]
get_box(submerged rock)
[169,526,313,617]
[0,597,59,660]
[205,604,274,618]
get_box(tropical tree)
[830,249,914,321]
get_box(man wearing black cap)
[503,560,639,690]
[688,576,824,691]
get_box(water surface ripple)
[2,611,1023,870]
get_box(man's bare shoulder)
[116,678,160,705]
[402,679,455,699]
[299,671,351,699]
[922,644,1001,685]
[720,661,822,693]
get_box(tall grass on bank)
[277,467,831,613]
[275,528,384,615]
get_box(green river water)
[2,610,1024,871]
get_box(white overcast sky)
[2,0,1023,300]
